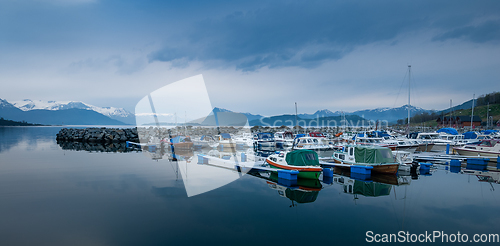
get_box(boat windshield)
[480,141,493,147]
[379,149,393,159]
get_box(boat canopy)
[370,131,390,138]
[257,132,274,139]
[171,136,190,143]
[285,149,320,166]
[481,130,498,135]
[437,128,458,135]
[463,131,477,139]
[220,133,231,139]
[354,145,394,164]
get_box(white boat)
[392,150,414,172]
[384,138,418,153]
[355,136,397,150]
[274,131,294,149]
[215,133,237,149]
[293,136,332,151]
[453,140,500,157]
[192,135,219,149]
[414,132,451,152]
[253,132,276,151]
[233,132,254,148]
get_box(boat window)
[304,153,317,160]
[349,147,353,156]
[479,141,492,147]
[307,139,312,143]
[313,139,318,143]
[340,154,345,160]
[349,185,352,193]
[379,149,393,159]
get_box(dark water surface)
[1,127,499,245]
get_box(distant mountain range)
[0,99,132,125]
[440,99,477,114]
[295,105,432,123]
[0,97,451,126]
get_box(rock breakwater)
[56,128,139,142]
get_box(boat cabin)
[275,131,294,140]
[334,145,395,164]
[309,132,326,138]
[256,132,274,140]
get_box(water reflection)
[249,172,322,206]
[57,141,140,153]
[0,127,62,153]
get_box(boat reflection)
[249,172,322,206]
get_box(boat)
[355,136,397,150]
[253,132,276,150]
[392,150,414,172]
[453,140,500,157]
[233,132,254,148]
[265,149,323,179]
[293,135,332,151]
[169,135,194,150]
[329,145,400,174]
[274,131,294,149]
[215,133,236,149]
[383,138,418,153]
[192,135,219,149]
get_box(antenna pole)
[487,102,490,128]
[295,102,298,134]
[448,99,451,128]
[407,65,411,134]
[470,94,475,130]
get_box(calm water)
[1,127,499,245]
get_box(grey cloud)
[433,20,500,43]
[148,1,500,71]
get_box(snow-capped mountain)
[0,98,127,125]
[298,109,340,119]
[11,99,135,124]
[12,99,133,117]
[295,105,432,123]
[350,104,432,123]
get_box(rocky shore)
[56,128,139,142]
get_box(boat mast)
[470,93,475,130]
[295,102,298,134]
[487,102,490,129]
[407,65,411,134]
[450,99,452,128]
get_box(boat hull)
[417,143,434,152]
[331,158,399,175]
[453,148,500,157]
[266,159,321,179]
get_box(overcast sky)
[1,0,499,116]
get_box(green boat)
[266,149,322,179]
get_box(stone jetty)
[56,128,139,142]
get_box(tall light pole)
[470,94,475,130]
